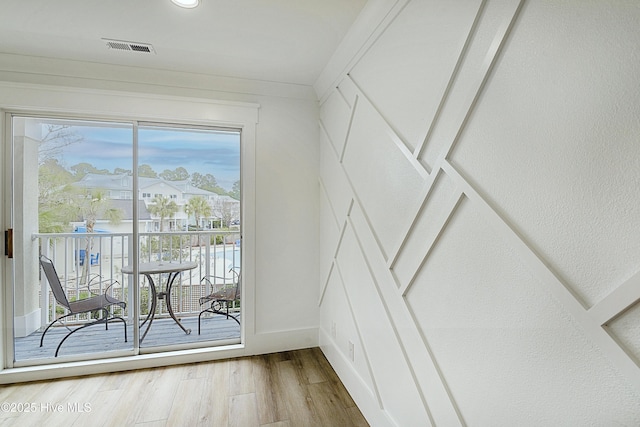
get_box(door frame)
[0,83,258,382]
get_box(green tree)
[160,167,189,181]
[76,190,122,234]
[191,172,225,194]
[229,180,240,200]
[70,162,109,179]
[138,164,158,178]
[37,125,83,232]
[148,195,179,232]
[184,196,212,229]
[74,189,123,284]
[38,159,76,233]
[113,167,132,175]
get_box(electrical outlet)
[348,341,354,361]
[331,321,336,339]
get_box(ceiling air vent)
[103,38,156,54]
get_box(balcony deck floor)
[14,313,241,361]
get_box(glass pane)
[12,116,135,363]
[136,125,241,350]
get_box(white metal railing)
[33,231,241,329]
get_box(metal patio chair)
[39,255,127,357]
[198,268,241,334]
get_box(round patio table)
[122,261,198,342]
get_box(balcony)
[15,230,241,362]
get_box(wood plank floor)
[0,348,369,427]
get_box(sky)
[45,120,241,191]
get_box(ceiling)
[0,0,367,86]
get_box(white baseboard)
[319,327,395,427]
[245,326,319,355]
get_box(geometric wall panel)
[320,130,352,224]
[319,265,377,395]
[318,1,640,424]
[320,89,352,156]
[448,0,640,309]
[607,301,640,366]
[337,223,431,425]
[319,190,340,289]
[336,77,358,109]
[350,0,482,152]
[418,0,523,169]
[347,194,463,427]
[342,97,424,260]
[391,171,457,288]
[406,197,640,425]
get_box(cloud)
[54,123,241,190]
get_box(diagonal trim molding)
[414,0,488,170]
[442,160,640,392]
[589,270,640,326]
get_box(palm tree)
[78,191,122,234]
[184,196,212,230]
[75,190,122,285]
[148,195,179,232]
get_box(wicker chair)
[39,255,127,357]
[198,269,241,334]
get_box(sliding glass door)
[136,124,241,350]
[10,116,135,364]
[8,115,241,366]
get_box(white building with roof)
[73,173,239,231]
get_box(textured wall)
[317,0,640,425]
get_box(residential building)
[73,173,239,231]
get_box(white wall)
[316,0,640,425]
[0,54,319,380]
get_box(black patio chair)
[39,255,127,357]
[198,268,241,334]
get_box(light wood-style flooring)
[0,348,369,427]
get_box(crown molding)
[0,53,316,101]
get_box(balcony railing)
[33,230,241,329]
